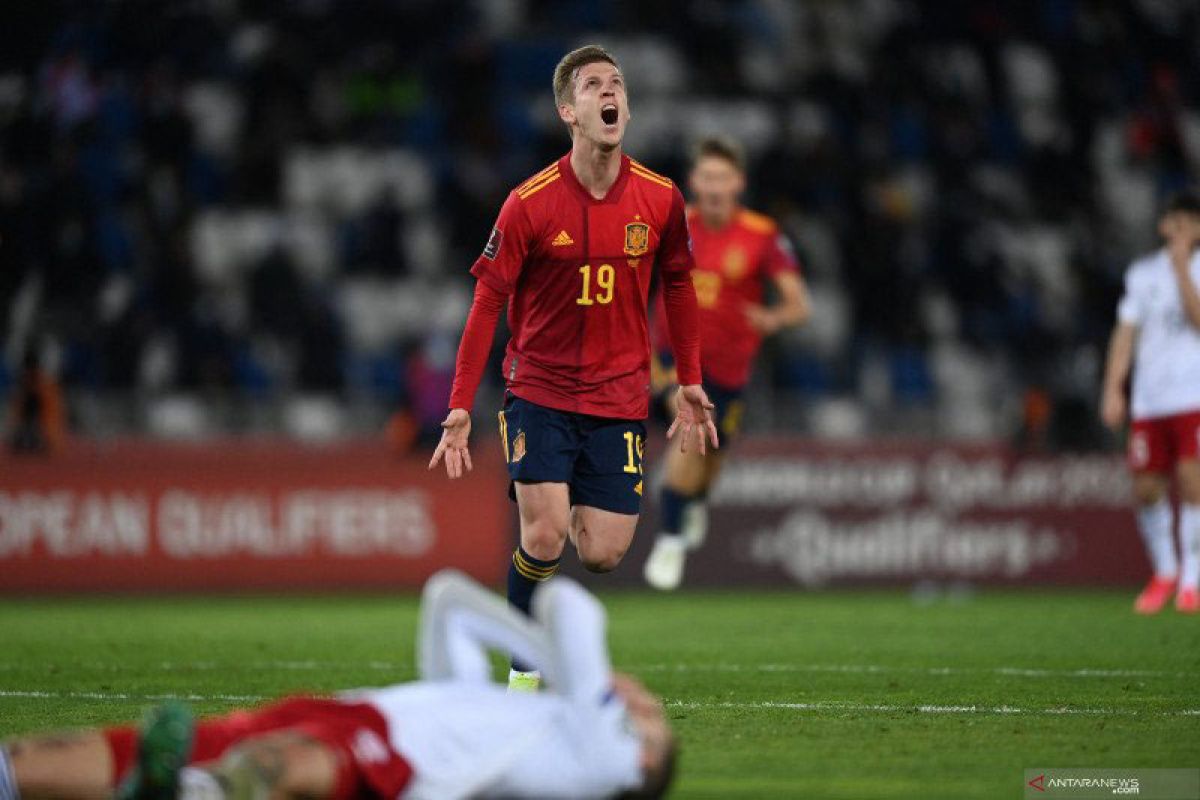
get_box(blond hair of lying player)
[1,572,676,800]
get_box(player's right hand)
[1100,388,1126,431]
[429,408,473,478]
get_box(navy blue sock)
[660,487,693,536]
[508,545,560,671]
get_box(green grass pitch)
[2,589,1198,798]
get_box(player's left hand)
[744,304,780,335]
[428,408,473,479]
[668,384,719,455]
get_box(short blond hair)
[552,44,620,108]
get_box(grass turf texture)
[1,589,1198,799]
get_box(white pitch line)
[0,661,1188,679]
[1,690,1194,718]
[667,700,1200,718]
[0,662,1185,681]
[635,663,1191,679]
[0,689,265,702]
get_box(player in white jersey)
[0,572,676,800]
[1101,189,1200,614]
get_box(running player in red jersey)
[643,137,809,590]
[428,45,719,689]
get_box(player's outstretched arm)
[428,408,473,478]
[430,278,507,479]
[667,384,719,455]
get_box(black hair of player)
[1164,188,1200,217]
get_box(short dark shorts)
[498,393,646,515]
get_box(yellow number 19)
[623,431,644,474]
[577,263,615,305]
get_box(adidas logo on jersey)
[552,230,575,246]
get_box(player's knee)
[581,554,620,573]
[1175,464,1200,504]
[521,523,568,561]
[1133,479,1166,507]
[580,542,628,573]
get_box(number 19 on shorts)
[623,431,644,474]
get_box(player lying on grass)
[643,136,809,590]
[1101,188,1200,614]
[428,44,718,691]
[0,572,676,800]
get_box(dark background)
[2,0,1197,446]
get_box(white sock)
[1179,504,1200,589]
[178,767,225,800]
[1136,500,1178,578]
[0,746,19,800]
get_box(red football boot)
[1134,576,1176,614]
[1175,586,1199,614]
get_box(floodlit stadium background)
[4,5,1200,797]
[1,1,1198,593]
[5,0,1197,443]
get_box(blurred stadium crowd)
[1,0,1198,445]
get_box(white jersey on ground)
[1117,248,1200,420]
[356,682,640,800]
[339,572,644,800]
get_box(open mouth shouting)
[601,103,619,126]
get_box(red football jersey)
[655,207,800,388]
[469,152,699,419]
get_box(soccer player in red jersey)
[428,45,719,689]
[643,137,809,591]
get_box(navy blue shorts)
[498,394,646,515]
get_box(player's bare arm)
[1100,322,1136,430]
[744,271,810,335]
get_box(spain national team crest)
[723,246,748,279]
[624,221,650,257]
[512,431,526,463]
